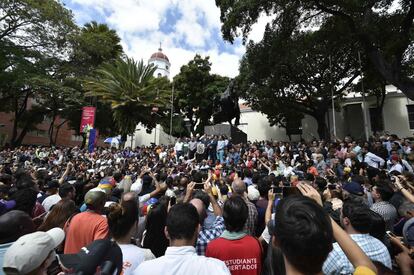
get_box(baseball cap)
[45,180,60,190]
[342,181,364,196]
[3,228,64,274]
[247,185,260,201]
[57,239,123,275]
[391,155,399,161]
[84,188,106,208]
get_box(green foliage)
[69,21,123,76]
[85,57,171,136]
[215,0,414,99]
[0,0,125,145]
[173,55,230,134]
[238,22,359,139]
[0,0,77,55]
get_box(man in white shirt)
[174,138,184,160]
[362,146,385,169]
[134,203,230,275]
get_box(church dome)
[150,48,169,62]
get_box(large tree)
[173,55,230,135]
[84,57,171,139]
[238,23,359,139]
[61,21,124,141]
[216,0,414,99]
[0,0,78,146]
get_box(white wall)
[381,96,413,137]
[238,109,319,141]
[126,124,174,147]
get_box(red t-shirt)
[206,235,262,275]
[64,211,109,254]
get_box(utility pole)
[329,56,337,138]
[358,51,370,140]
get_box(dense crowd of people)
[1,133,414,274]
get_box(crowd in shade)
[2,133,414,274]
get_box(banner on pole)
[80,106,96,133]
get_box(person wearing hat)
[342,181,365,197]
[0,210,35,275]
[58,239,123,275]
[3,228,64,275]
[41,180,61,212]
[64,189,109,254]
[387,154,404,173]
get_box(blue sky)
[62,0,271,78]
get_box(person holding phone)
[186,174,225,256]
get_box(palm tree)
[84,57,171,138]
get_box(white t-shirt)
[119,244,146,275]
[174,142,183,152]
[42,194,61,212]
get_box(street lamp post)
[169,84,174,144]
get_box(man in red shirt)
[206,196,262,275]
[64,189,109,253]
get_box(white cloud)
[66,0,244,78]
[247,13,276,43]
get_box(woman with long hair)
[38,199,78,232]
[142,197,169,257]
[107,200,154,275]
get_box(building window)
[369,107,384,132]
[43,115,52,123]
[166,65,169,70]
[28,130,47,137]
[407,105,414,129]
[71,135,83,141]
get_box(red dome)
[150,48,169,62]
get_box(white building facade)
[239,85,414,142]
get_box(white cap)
[3,228,65,274]
[247,185,260,201]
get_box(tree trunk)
[366,49,414,99]
[48,114,56,146]
[14,124,29,146]
[10,92,30,147]
[53,120,67,145]
[11,100,19,146]
[313,113,329,140]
